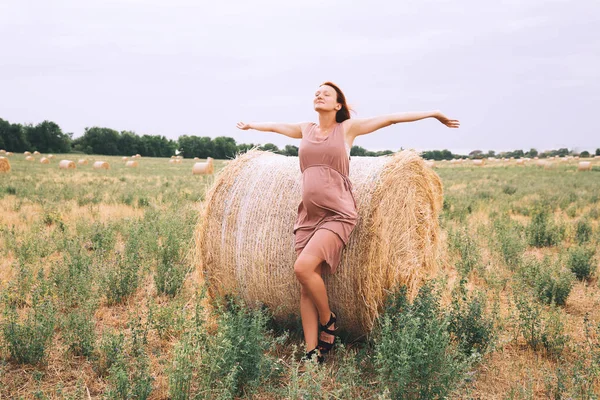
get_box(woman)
[237,82,459,363]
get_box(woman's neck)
[318,112,337,132]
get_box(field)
[1,154,600,399]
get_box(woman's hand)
[236,122,251,130]
[434,111,460,128]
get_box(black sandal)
[317,312,338,355]
[303,348,324,364]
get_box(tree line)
[1,117,598,160]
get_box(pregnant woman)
[237,82,459,363]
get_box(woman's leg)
[299,263,322,351]
[294,253,333,349]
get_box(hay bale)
[125,160,138,168]
[24,151,31,156]
[33,151,40,155]
[169,159,182,164]
[194,157,200,160]
[78,159,88,166]
[0,157,10,172]
[40,157,50,164]
[472,159,484,166]
[6,152,13,156]
[93,161,110,170]
[195,149,444,338]
[0,149,6,155]
[578,161,592,172]
[516,159,525,165]
[424,160,435,168]
[192,159,214,175]
[25,156,34,161]
[135,154,141,158]
[122,156,129,161]
[58,160,76,169]
[47,154,55,159]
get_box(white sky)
[1,0,598,154]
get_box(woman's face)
[313,85,340,112]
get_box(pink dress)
[293,122,358,274]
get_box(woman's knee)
[294,255,320,283]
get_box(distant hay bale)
[578,161,592,172]
[125,160,138,168]
[47,154,54,159]
[169,159,182,164]
[58,160,76,169]
[24,151,31,156]
[25,156,34,161]
[516,159,525,165]
[171,155,176,159]
[192,158,214,175]
[176,155,183,160]
[0,157,10,172]
[424,160,435,168]
[33,151,40,155]
[135,154,141,158]
[93,161,110,170]
[195,149,444,338]
[6,152,13,156]
[0,149,6,155]
[122,157,129,161]
[194,157,200,160]
[40,157,50,164]
[78,159,88,166]
[472,159,484,166]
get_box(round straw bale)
[122,157,129,161]
[424,160,435,168]
[33,151,40,155]
[78,159,88,165]
[515,159,525,165]
[192,161,214,175]
[472,159,484,166]
[6,152,13,156]
[0,149,6,155]
[578,161,592,171]
[0,157,10,172]
[93,161,110,170]
[135,154,141,158]
[195,149,444,338]
[25,156,34,161]
[47,154,54,159]
[40,157,50,164]
[194,157,200,160]
[24,151,31,156]
[125,160,138,168]
[58,160,76,169]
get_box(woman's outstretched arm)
[345,110,459,138]
[236,121,308,139]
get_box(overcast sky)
[1,0,598,154]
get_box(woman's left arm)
[345,110,459,138]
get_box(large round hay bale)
[6,152,13,156]
[33,151,40,155]
[78,159,88,166]
[195,150,443,338]
[125,160,138,168]
[58,160,76,169]
[472,159,484,166]
[578,161,592,172]
[122,156,129,161]
[0,149,6,155]
[24,151,31,156]
[192,160,214,175]
[40,157,50,164]
[93,161,110,170]
[0,157,10,172]
[25,156,34,161]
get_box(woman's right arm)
[236,122,308,139]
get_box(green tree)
[580,151,590,158]
[259,143,281,154]
[118,131,140,156]
[212,136,237,159]
[0,118,30,152]
[351,145,367,157]
[596,148,600,156]
[25,120,72,153]
[526,148,538,158]
[283,145,298,156]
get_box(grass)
[0,154,600,397]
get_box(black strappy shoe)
[303,348,324,364]
[317,312,338,355]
